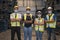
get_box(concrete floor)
[0,29,60,40]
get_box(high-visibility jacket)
[35,18,44,32]
[46,14,56,28]
[10,13,21,27]
[23,13,33,27]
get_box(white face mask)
[14,10,18,13]
[38,15,41,17]
[48,11,52,14]
[26,11,30,14]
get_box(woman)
[34,10,45,40]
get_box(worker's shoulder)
[10,13,15,16]
[17,13,21,15]
[10,13,15,14]
[23,13,26,16]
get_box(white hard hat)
[37,11,41,13]
[48,7,52,9]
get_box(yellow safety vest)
[10,13,20,27]
[46,14,56,28]
[23,13,33,27]
[35,18,44,32]
[24,13,32,21]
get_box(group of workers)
[10,5,56,40]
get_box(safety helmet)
[37,11,42,14]
[14,6,18,8]
[37,11,41,13]
[26,7,31,10]
[48,7,52,9]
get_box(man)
[34,11,44,40]
[10,6,22,40]
[45,7,56,40]
[22,7,34,40]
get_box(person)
[34,11,44,40]
[45,7,56,40]
[10,6,22,40]
[22,7,34,40]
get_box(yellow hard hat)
[26,7,31,10]
[14,6,18,8]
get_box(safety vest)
[23,13,33,27]
[10,13,20,27]
[46,14,56,28]
[35,18,44,32]
[24,13,32,21]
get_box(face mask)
[14,10,18,13]
[26,11,30,14]
[38,15,41,17]
[48,11,52,14]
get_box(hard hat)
[38,11,41,13]
[26,7,31,10]
[37,11,41,14]
[14,6,18,8]
[48,7,52,9]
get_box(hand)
[16,19,21,21]
[46,20,54,23]
[25,20,32,23]
[10,19,16,22]
[50,20,55,23]
[38,23,43,26]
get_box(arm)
[45,20,55,23]
[27,16,35,23]
[38,18,44,25]
[24,16,34,23]
[45,15,56,23]
[10,14,16,22]
[25,20,33,23]
[16,14,22,21]
[34,18,39,25]
[34,21,38,25]
[40,20,44,25]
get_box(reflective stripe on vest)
[35,18,44,32]
[46,14,56,28]
[23,13,32,27]
[10,13,20,27]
